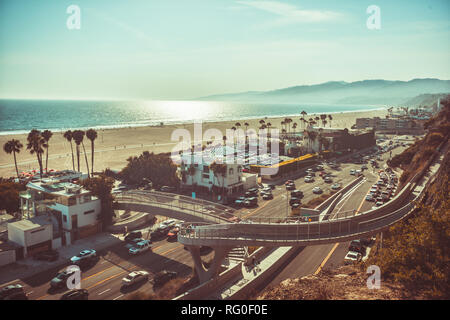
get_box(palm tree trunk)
[76,145,80,172]
[91,141,95,175]
[13,151,19,179]
[45,147,49,173]
[37,153,43,178]
[81,141,90,178]
[70,142,75,171]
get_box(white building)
[16,171,102,250]
[7,215,54,258]
[179,146,257,196]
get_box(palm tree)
[301,110,307,118]
[42,130,53,173]
[209,161,227,198]
[328,114,333,127]
[86,129,98,175]
[26,129,46,178]
[292,122,298,133]
[64,130,75,171]
[320,114,327,127]
[3,139,23,179]
[73,130,90,177]
[308,131,318,153]
[244,122,249,132]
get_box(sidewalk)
[0,232,122,285]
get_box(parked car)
[365,194,374,201]
[349,240,365,253]
[312,187,323,194]
[167,227,180,241]
[60,289,89,300]
[344,251,362,264]
[152,270,177,287]
[324,176,332,183]
[286,183,296,190]
[349,169,356,175]
[33,250,59,262]
[50,269,77,289]
[129,240,152,255]
[70,249,96,264]
[284,180,294,185]
[125,238,147,249]
[375,201,384,207]
[290,190,304,198]
[289,197,301,206]
[331,183,341,190]
[244,197,258,207]
[160,219,176,228]
[0,284,24,300]
[124,231,143,243]
[304,176,314,183]
[262,193,273,200]
[122,271,149,287]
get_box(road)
[2,143,408,300]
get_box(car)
[234,199,245,207]
[50,269,77,289]
[167,227,180,241]
[262,193,273,200]
[304,176,314,183]
[289,197,301,206]
[349,240,364,253]
[244,197,258,207]
[324,176,332,183]
[247,188,259,195]
[262,187,272,193]
[344,251,362,264]
[331,183,341,190]
[375,201,384,206]
[286,183,296,190]
[124,231,143,242]
[122,271,150,287]
[60,289,89,300]
[33,250,59,262]
[349,169,356,175]
[129,240,152,255]
[284,180,294,185]
[365,194,374,201]
[290,190,304,198]
[125,238,147,249]
[361,164,368,170]
[160,186,176,192]
[152,270,177,287]
[70,249,96,264]
[312,187,322,194]
[160,219,176,228]
[0,284,24,300]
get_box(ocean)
[0,99,384,135]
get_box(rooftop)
[8,215,52,232]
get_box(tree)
[82,175,115,226]
[86,129,98,175]
[3,139,23,179]
[42,130,53,173]
[209,161,227,198]
[26,129,47,178]
[73,130,90,177]
[64,130,76,171]
[0,181,26,214]
[328,114,333,127]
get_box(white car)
[304,176,314,183]
[122,271,149,286]
[70,250,96,264]
[160,219,176,228]
[129,240,152,255]
[344,251,362,264]
[349,169,356,175]
[312,187,322,194]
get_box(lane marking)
[113,294,124,300]
[98,288,111,296]
[314,243,339,275]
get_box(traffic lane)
[266,243,336,287]
[28,237,196,300]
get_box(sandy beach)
[0,109,387,178]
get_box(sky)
[0,0,449,100]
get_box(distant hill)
[197,78,450,106]
[400,93,450,108]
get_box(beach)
[0,109,387,178]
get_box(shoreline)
[0,106,386,136]
[0,109,388,178]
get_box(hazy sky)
[0,0,449,100]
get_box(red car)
[285,180,294,185]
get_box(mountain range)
[197,78,450,106]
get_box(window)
[84,209,95,215]
[229,168,234,175]
[31,228,45,234]
[203,166,209,173]
[63,215,67,222]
